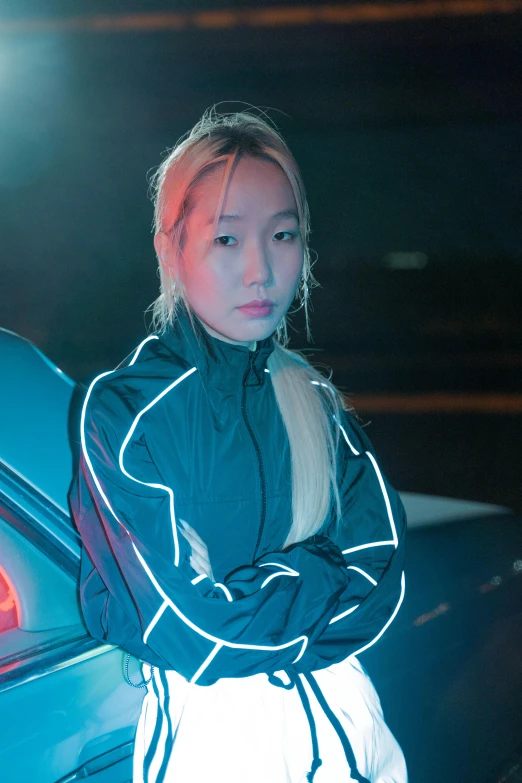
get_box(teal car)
[0,328,144,783]
[0,327,521,783]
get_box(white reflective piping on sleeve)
[365,452,399,547]
[191,642,224,684]
[258,562,298,573]
[260,570,299,589]
[334,414,399,551]
[129,539,309,664]
[329,571,405,637]
[80,336,161,529]
[129,335,159,365]
[334,416,360,456]
[342,541,395,554]
[118,366,198,568]
[327,413,404,628]
[144,599,168,644]
[82,362,310,672]
[328,603,359,625]
[213,583,234,602]
[347,565,378,586]
[349,571,406,656]
[81,371,124,527]
[191,574,208,585]
[258,561,300,588]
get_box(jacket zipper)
[241,349,267,562]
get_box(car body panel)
[361,509,522,783]
[0,643,144,783]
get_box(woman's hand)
[179,519,215,582]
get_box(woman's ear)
[154,231,178,280]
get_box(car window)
[0,499,85,666]
[0,463,80,574]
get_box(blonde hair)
[147,105,356,548]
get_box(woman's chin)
[199,310,281,345]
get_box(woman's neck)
[196,315,257,351]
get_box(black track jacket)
[69,304,407,687]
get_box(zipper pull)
[243,349,263,387]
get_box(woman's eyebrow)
[204,209,299,226]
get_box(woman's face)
[154,155,304,347]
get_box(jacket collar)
[157,301,276,392]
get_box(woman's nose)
[243,246,273,287]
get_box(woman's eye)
[214,235,238,247]
[273,231,296,242]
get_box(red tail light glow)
[0,565,19,633]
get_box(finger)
[179,527,193,547]
[190,553,213,579]
[179,526,204,553]
[180,521,207,549]
[192,551,212,576]
[181,530,209,561]
[189,551,205,573]
[190,546,212,573]
[180,524,213,578]
[180,529,203,562]
[189,554,204,575]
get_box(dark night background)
[1,0,521,511]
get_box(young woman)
[69,107,408,783]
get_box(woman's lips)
[237,304,275,318]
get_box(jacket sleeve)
[288,407,407,672]
[70,381,405,685]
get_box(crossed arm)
[72,390,406,685]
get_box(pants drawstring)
[268,668,371,783]
[293,674,324,782]
[304,672,371,783]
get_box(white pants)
[132,655,408,783]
